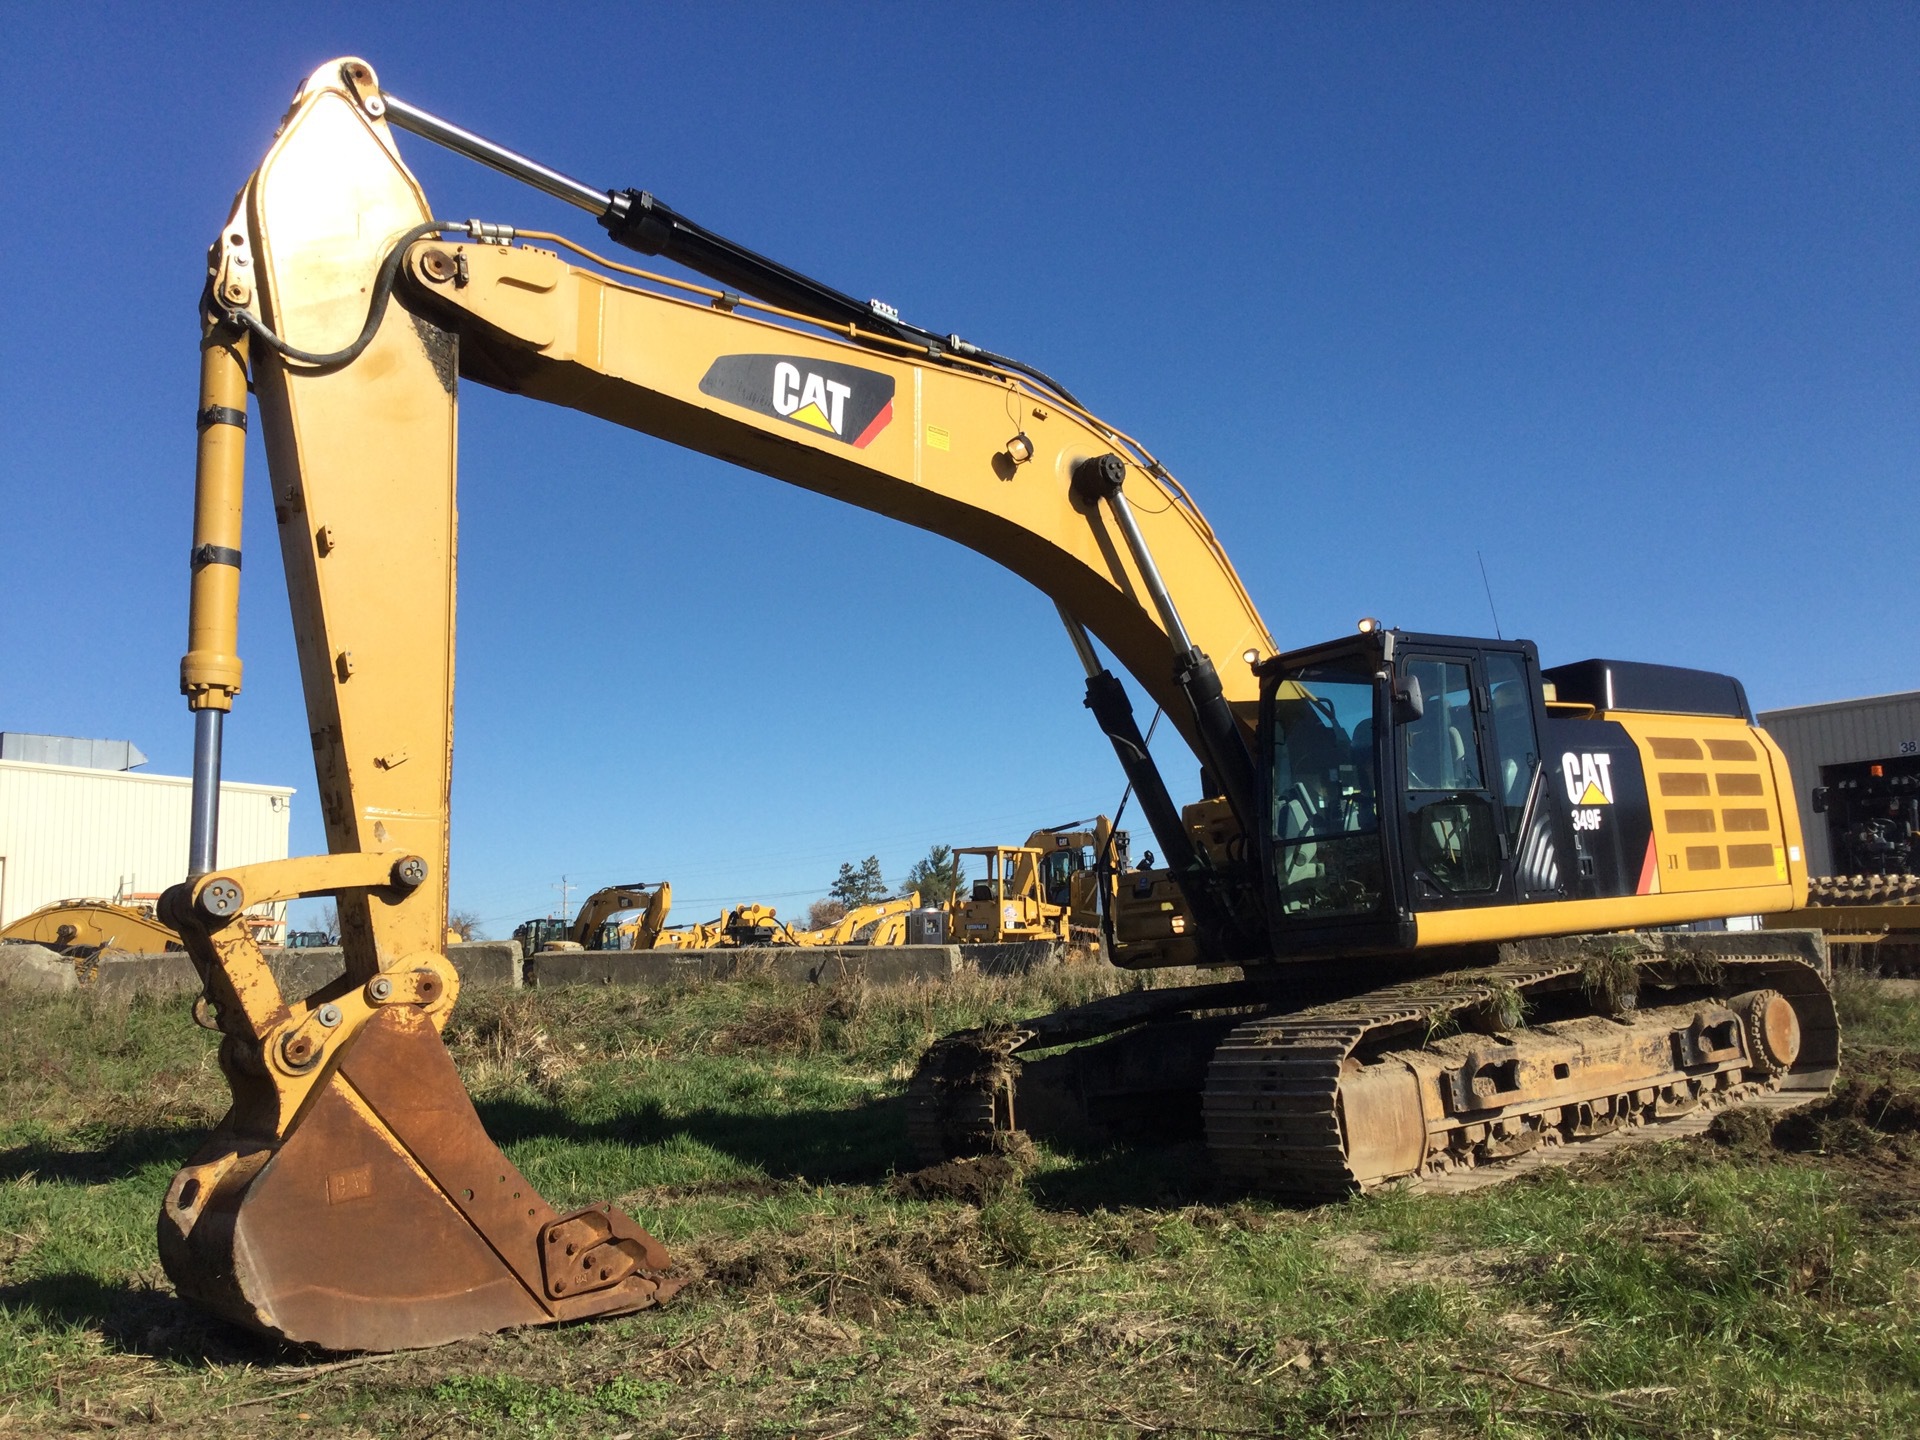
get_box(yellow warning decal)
[926,425,951,451]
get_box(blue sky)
[2,4,1913,937]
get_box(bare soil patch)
[890,1154,1022,1205]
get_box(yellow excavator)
[653,895,921,949]
[160,59,1836,1353]
[1,898,184,955]
[1037,818,1120,940]
[799,893,921,946]
[512,881,671,955]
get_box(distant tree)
[904,845,967,907]
[807,898,848,930]
[319,903,341,944]
[447,909,483,941]
[829,856,888,908]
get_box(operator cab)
[1038,837,1096,908]
[1256,629,1569,955]
[1253,628,1754,959]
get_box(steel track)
[1202,944,1839,1198]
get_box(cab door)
[1395,645,1562,909]
[1396,652,1506,905]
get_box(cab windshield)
[1267,656,1385,918]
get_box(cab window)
[1484,651,1539,843]
[1401,656,1500,894]
[1267,655,1385,918]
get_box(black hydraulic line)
[1097,706,1161,877]
[597,190,1087,408]
[381,90,1086,405]
[949,341,1084,411]
[211,220,466,371]
[601,190,916,342]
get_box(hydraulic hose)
[209,220,467,370]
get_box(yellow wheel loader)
[160,59,1836,1353]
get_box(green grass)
[1,967,1918,1436]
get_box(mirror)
[1392,673,1425,725]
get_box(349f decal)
[699,354,895,448]
[1561,750,1614,832]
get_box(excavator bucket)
[160,997,680,1352]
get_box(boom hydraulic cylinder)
[1070,455,1259,834]
[183,322,251,874]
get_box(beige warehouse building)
[0,733,293,937]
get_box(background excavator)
[653,895,922,949]
[512,881,671,955]
[162,58,1837,1354]
[1,898,185,956]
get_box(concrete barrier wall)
[527,940,1067,989]
[260,943,523,995]
[0,936,1063,999]
[0,943,78,993]
[0,940,522,1000]
[527,944,962,988]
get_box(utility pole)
[552,875,575,921]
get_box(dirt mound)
[1705,1106,1777,1150]
[891,1154,1022,1205]
[1710,1077,1920,1158]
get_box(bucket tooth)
[160,1006,678,1352]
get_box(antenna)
[1476,551,1504,641]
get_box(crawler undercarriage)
[909,930,1838,1197]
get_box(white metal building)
[1757,691,1920,876]
[0,738,293,937]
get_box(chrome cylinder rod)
[1054,603,1103,679]
[188,709,223,878]
[1102,485,1195,657]
[382,94,612,216]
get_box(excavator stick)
[162,61,679,1350]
